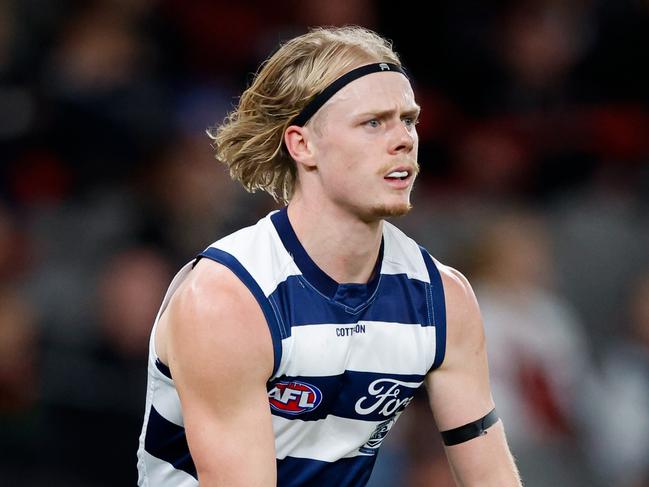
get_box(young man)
[137,26,521,486]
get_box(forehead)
[325,72,417,114]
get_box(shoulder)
[172,258,254,315]
[404,230,480,317]
[437,263,479,316]
[390,229,483,359]
[160,257,274,379]
[169,257,267,340]
[435,262,485,366]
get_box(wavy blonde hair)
[208,26,401,203]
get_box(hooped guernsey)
[137,207,447,487]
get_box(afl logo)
[268,381,322,415]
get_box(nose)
[389,121,415,154]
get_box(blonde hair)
[208,26,401,203]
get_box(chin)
[368,201,413,220]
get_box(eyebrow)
[353,105,421,120]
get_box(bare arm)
[426,265,521,486]
[156,258,276,486]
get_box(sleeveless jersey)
[137,208,446,487]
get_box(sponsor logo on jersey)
[336,324,366,337]
[355,378,421,417]
[268,381,322,415]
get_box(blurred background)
[1,0,648,485]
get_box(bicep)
[425,267,493,431]
[165,259,276,486]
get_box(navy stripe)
[155,358,172,379]
[144,406,196,479]
[268,371,425,422]
[270,207,383,305]
[270,273,431,326]
[277,455,376,487]
[420,249,446,370]
[198,247,283,376]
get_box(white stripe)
[284,321,437,377]
[382,222,430,282]
[273,415,379,461]
[149,369,184,426]
[212,215,299,297]
[137,450,197,486]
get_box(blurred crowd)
[1,1,648,485]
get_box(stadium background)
[1,1,648,485]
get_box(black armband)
[440,408,499,446]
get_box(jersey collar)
[271,207,383,308]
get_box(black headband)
[291,62,408,127]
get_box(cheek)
[322,138,366,173]
[317,130,381,185]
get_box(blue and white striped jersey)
[137,208,446,487]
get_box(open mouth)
[385,170,410,181]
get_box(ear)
[284,125,317,169]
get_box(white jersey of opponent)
[137,208,446,487]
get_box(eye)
[364,119,381,128]
[402,117,419,128]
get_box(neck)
[286,196,383,284]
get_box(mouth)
[385,170,410,181]
[383,166,415,187]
